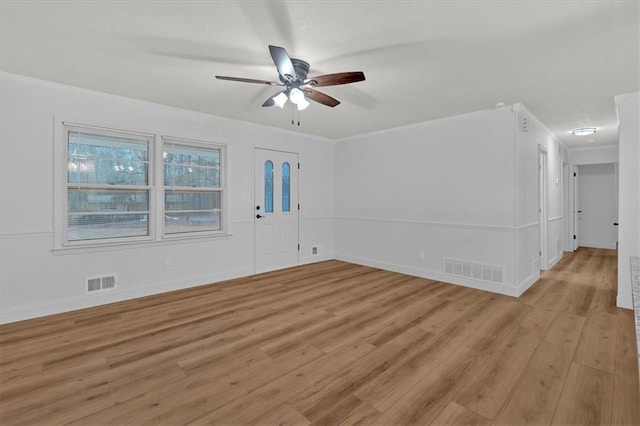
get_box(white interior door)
[573,165,579,251]
[254,148,299,273]
[576,163,618,249]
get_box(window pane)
[164,165,220,187]
[164,211,222,234]
[282,162,290,212]
[67,213,148,241]
[164,145,220,167]
[264,160,274,213]
[162,141,224,236]
[68,134,148,185]
[165,191,220,211]
[68,189,149,212]
[66,130,151,243]
[164,144,220,187]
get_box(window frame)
[53,121,229,253]
[62,123,155,246]
[161,136,227,239]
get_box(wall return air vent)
[444,258,503,284]
[86,274,117,293]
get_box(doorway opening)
[573,163,618,251]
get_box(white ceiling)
[1,1,638,148]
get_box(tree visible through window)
[66,130,150,241]
[61,123,227,246]
[163,141,222,234]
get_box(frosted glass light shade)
[297,97,310,111]
[273,92,288,108]
[289,88,305,104]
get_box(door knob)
[256,214,264,219]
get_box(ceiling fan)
[215,45,365,111]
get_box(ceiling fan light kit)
[215,45,365,121]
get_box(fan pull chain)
[288,104,301,126]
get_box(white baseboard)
[616,295,633,310]
[335,252,523,297]
[579,241,617,250]
[300,253,334,265]
[0,251,564,324]
[546,251,563,270]
[0,266,253,324]
[516,272,541,297]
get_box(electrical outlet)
[165,259,174,270]
[312,246,318,255]
[418,251,425,260]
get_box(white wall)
[576,164,618,249]
[0,72,575,322]
[0,73,335,323]
[514,105,566,278]
[334,105,563,296]
[569,145,619,165]
[616,91,640,309]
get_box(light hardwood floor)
[0,248,638,425]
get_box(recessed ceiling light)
[571,127,597,136]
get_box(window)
[282,162,290,212]
[264,160,274,213]
[163,139,223,235]
[65,126,151,242]
[60,123,227,247]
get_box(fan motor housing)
[281,58,310,83]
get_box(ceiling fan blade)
[215,76,279,86]
[304,89,341,107]
[262,91,286,107]
[306,71,365,87]
[123,35,267,66]
[269,45,296,80]
[239,2,295,51]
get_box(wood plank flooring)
[0,247,638,425]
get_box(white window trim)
[161,136,228,239]
[52,120,230,254]
[63,122,155,246]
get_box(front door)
[254,148,299,273]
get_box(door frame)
[562,161,571,252]
[253,147,300,273]
[572,164,580,251]
[569,161,619,252]
[538,146,548,269]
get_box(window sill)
[51,232,233,256]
